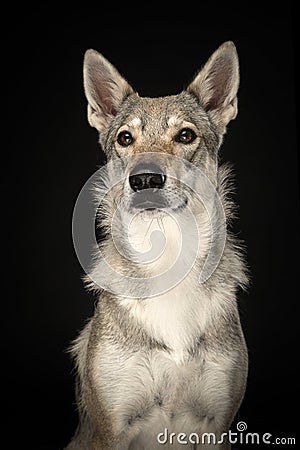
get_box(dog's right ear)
[83,50,134,132]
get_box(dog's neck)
[124,209,212,277]
[116,212,234,362]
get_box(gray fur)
[66,41,249,449]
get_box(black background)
[3,4,298,449]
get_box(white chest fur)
[120,279,216,362]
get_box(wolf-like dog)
[67,41,249,449]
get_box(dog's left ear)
[187,41,239,132]
[83,50,134,132]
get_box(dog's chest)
[93,341,232,441]
[90,286,237,447]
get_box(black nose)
[129,172,166,191]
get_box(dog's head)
[83,42,238,212]
[83,42,239,218]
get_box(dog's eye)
[175,128,197,144]
[117,131,134,147]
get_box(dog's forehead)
[123,92,202,129]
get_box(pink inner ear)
[205,56,234,111]
[89,65,117,117]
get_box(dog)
[66,41,249,449]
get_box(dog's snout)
[129,167,166,191]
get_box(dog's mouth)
[131,190,168,210]
[129,189,188,213]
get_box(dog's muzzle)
[129,163,168,210]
